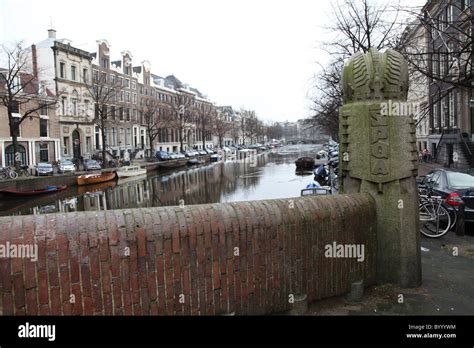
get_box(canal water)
[0,145,322,216]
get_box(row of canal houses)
[0,29,240,168]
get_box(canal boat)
[187,158,205,166]
[77,171,117,186]
[295,156,315,170]
[77,180,116,195]
[116,165,147,178]
[157,158,188,169]
[0,185,68,196]
[117,174,147,185]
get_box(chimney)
[48,28,56,39]
[31,44,38,77]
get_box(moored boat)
[77,171,116,186]
[157,158,188,169]
[295,156,315,170]
[0,185,67,196]
[116,165,147,178]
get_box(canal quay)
[0,144,322,216]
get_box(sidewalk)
[309,231,474,315]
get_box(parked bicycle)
[418,185,452,238]
[17,165,30,177]
[0,166,18,179]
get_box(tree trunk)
[148,133,154,157]
[179,128,184,152]
[202,129,206,150]
[101,129,108,169]
[8,113,21,171]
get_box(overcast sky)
[1,0,424,123]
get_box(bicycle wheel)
[419,202,451,238]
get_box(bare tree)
[194,102,216,150]
[265,121,283,141]
[0,41,58,170]
[213,110,233,148]
[168,92,195,152]
[85,69,123,168]
[139,96,168,157]
[308,0,404,138]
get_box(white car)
[58,160,76,173]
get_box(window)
[72,98,77,115]
[441,95,447,128]
[124,66,130,75]
[118,77,123,86]
[124,79,130,88]
[86,136,92,154]
[449,90,455,127]
[125,92,130,102]
[40,118,48,137]
[60,62,65,78]
[120,128,125,145]
[93,70,99,82]
[110,74,116,84]
[10,117,20,137]
[39,143,49,162]
[433,100,438,128]
[101,58,109,69]
[132,82,136,90]
[133,93,137,104]
[120,91,124,102]
[61,97,67,115]
[71,65,76,81]
[101,72,107,83]
[447,5,453,24]
[125,108,130,121]
[111,105,116,120]
[83,68,88,83]
[63,137,69,155]
[126,128,131,145]
[119,107,124,120]
[84,100,90,117]
[112,128,116,146]
[440,53,445,76]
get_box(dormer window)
[101,58,109,69]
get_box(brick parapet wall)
[0,193,376,315]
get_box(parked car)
[168,152,179,160]
[35,162,54,176]
[198,150,207,156]
[83,159,102,171]
[204,148,214,155]
[173,152,186,159]
[156,151,171,161]
[182,151,196,158]
[58,160,76,174]
[422,169,474,223]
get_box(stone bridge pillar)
[340,48,421,287]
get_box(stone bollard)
[346,280,364,302]
[289,294,308,315]
[339,48,422,288]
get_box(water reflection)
[0,145,321,216]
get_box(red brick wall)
[0,193,376,315]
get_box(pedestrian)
[422,148,428,162]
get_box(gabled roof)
[0,69,55,97]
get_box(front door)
[72,129,81,159]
